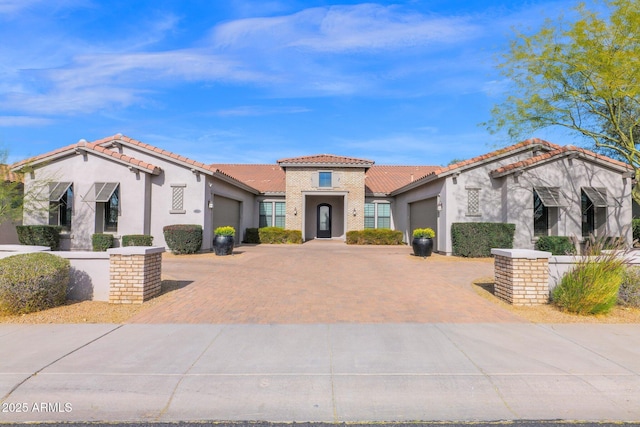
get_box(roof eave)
[278,162,374,169]
[212,171,260,195]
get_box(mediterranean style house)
[10,134,634,254]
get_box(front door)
[317,204,332,238]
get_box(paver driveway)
[129,240,524,323]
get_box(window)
[467,188,480,216]
[104,186,119,232]
[581,187,609,237]
[533,187,563,238]
[82,182,120,233]
[171,184,186,214]
[377,203,390,229]
[319,171,332,188]
[364,202,391,229]
[274,202,285,228]
[259,201,286,227]
[533,190,548,237]
[49,182,73,230]
[364,203,375,228]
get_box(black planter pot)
[412,237,433,258]
[213,235,234,256]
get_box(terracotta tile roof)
[95,134,259,192]
[365,165,440,194]
[391,138,562,194]
[211,164,286,193]
[11,137,162,175]
[490,145,633,177]
[277,154,374,167]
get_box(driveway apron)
[129,241,522,324]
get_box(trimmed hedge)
[0,252,69,314]
[122,234,153,247]
[16,225,62,250]
[535,236,576,255]
[346,229,403,245]
[244,228,260,244]
[451,222,515,257]
[163,224,203,254]
[92,233,114,251]
[258,227,302,244]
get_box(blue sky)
[1,0,582,166]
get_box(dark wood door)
[317,204,332,238]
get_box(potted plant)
[412,228,435,258]
[213,226,235,256]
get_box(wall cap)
[491,248,552,259]
[107,246,165,256]
[0,245,51,252]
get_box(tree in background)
[0,149,23,226]
[485,0,640,202]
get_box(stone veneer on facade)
[284,167,366,234]
[109,246,165,304]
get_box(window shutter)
[311,172,319,188]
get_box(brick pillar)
[108,246,165,304]
[491,249,551,306]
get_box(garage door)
[212,195,241,237]
[410,198,438,251]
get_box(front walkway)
[129,241,522,323]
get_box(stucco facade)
[11,134,634,253]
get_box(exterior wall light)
[293,207,298,216]
[352,208,357,216]
[208,200,214,209]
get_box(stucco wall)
[393,180,445,249]
[504,157,632,249]
[22,154,151,250]
[0,246,110,301]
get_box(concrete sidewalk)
[1,323,640,423]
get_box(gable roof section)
[489,145,633,177]
[11,139,162,175]
[278,154,374,168]
[92,134,261,195]
[365,165,440,195]
[391,138,562,195]
[210,164,286,194]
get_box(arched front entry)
[317,203,332,238]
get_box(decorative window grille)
[467,188,480,216]
[171,184,186,214]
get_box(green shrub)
[619,266,640,308]
[346,229,403,245]
[633,219,640,246]
[258,227,303,244]
[122,234,153,246]
[163,224,203,254]
[214,226,235,236]
[92,233,114,251]
[451,222,515,257]
[535,236,576,255]
[0,252,69,315]
[552,251,625,315]
[16,225,62,250]
[244,228,260,244]
[412,228,435,239]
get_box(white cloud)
[213,4,482,53]
[0,115,53,126]
[214,105,310,117]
